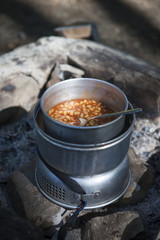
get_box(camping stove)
[35,152,130,209]
[34,103,134,209]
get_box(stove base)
[35,154,131,209]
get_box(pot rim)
[40,78,128,130]
[34,102,135,150]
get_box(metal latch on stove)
[73,191,100,201]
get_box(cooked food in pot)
[48,98,117,126]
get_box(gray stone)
[0,37,67,83]
[131,118,160,161]
[46,62,61,88]
[156,230,160,240]
[7,160,64,229]
[59,64,85,80]
[81,211,144,240]
[47,63,85,86]
[0,37,68,124]
[118,148,154,205]
[0,206,43,240]
[0,74,39,124]
[65,228,81,240]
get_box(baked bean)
[70,111,73,116]
[48,98,117,126]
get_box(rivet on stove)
[73,193,81,200]
[94,192,100,198]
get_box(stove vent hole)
[37,167,65,201]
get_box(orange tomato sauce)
[48,98,117,126]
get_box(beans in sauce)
[48,99,117,126]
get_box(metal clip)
[81,192,100,201]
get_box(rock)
[47,63,85,88]
[81,211,144,240]
[0,37,68,124]
[0,73,39,124]
[44,226,59,239]
[46,62,61,89]
[118,148,154,205]
[59,64,85,81]
[54,24,98,41]
[156,230,160,240]
[147,150,160,189]
[7,160,64,229]
[0,206,43,240]
[65,228,81,240]
[131,118,160,160]
[0,37,67,83]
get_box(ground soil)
[0,0,160,67]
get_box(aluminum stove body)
[35,153,130,209]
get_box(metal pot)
[40,78,128,144]
[34,102,134,177]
